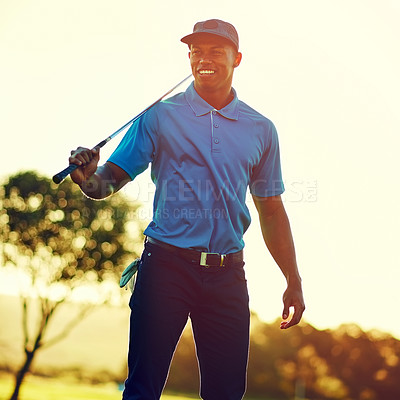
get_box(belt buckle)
[200,252,226,267]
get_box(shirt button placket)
[211,111,221,153]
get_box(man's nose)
[199,54,213,64]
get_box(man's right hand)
[69,147,100,185]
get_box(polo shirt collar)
[185,82,239,121]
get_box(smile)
[198,70,215,75]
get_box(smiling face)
[188,35,242,106]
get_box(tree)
[0,171,146,400]
[163,312,400,399]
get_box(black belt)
[146,237,243,267]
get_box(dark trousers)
[122,241,250,400]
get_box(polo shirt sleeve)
[249,121,285,198]
[107,108,157,180]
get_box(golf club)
[52,74,192,184]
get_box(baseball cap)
[181,19,239,51]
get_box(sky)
[1,0,400,338]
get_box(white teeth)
[199,70,215,75]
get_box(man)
[69,19,305,400]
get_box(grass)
[0,374,197,400]
[0,374,267,400]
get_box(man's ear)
[234,52,243,68]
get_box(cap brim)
[180,32,238,50]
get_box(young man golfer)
[69,19,305,400]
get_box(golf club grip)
[52,164,78,184]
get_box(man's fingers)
[69,156,83,166]
[280,284,305,330]
[69,147,98,166]
[280,303,305,330]
[282,305,290,320]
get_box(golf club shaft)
[52,74,192,184]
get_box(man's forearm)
[79,164,116,200]
[263,211,301,284]
[257,201,302,285]
[253,197,305,327]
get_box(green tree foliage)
[165,315,400,399]
[0,171,145,400]
[1,171,144,282]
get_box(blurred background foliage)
[0,170,144,284]
[0,170,146,400]
[165,316,400,400]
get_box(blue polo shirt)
[108,82,284,253]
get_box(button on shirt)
[108,82,284,253]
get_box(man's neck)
[194,85,234,110]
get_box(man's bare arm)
[252,194,305,329]
[69,147,131,200]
